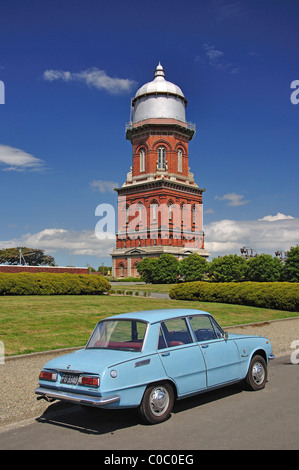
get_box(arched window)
[168,201,173,220]
[158,147,166,170]
[119,263,125,277]
[140,149,145,172]
[150,200,159,221]
[192,205,197,224]
[177,149,182,173]
[137,201,144,223]
[126,204,130,223]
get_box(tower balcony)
[125,118,196,140]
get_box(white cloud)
[89,179,118,193]
[203,43,239,74]
[204,208,215,214]
[205,214,299,258]
[258,212,295,222]
[215,192,249,206]
[0,144,45,172]
[211,0,246,21]
[204,44,224,62]
[43,67,137,95]
[0,228,115,258]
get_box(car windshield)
[86,319,147,352]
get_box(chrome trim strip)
[35,387,120,406]
[135,358,151,367]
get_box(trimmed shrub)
[169,281,299,312]
[0,272,111,296]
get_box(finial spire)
[154,62,165,78]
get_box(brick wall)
[0,265,89,274]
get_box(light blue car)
[35,309,275,424]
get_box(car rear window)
[86,319,147,351]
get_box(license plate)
[61,373,79,385]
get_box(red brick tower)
[111,64,209,278]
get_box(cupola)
[131,63,187,124]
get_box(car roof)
[104,308,211,325]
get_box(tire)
[244,355,268,391]
[138,383,174,424]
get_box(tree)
[96,265,111,275]
[208,254,247,282]
[0,247,55,266]
[179,253,207,281]
[245,254,283,282]
[153,254,180,284]
[137,258,159,283]
[137,254,179,284]
[283,245,299,282]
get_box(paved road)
[0,355,298,450]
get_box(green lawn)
[0,294,297,356]
[112,283,176,293]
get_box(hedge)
[169,281,299,312]
[0,272,111,296]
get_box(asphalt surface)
[0,355,298,450]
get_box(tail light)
[39,370,58,382]
[78,375,100,387]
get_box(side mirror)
[223,331,229,340]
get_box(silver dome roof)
[134,63,186,102]
[132,63,187,123]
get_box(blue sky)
[0,0,298,267]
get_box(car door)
[158,317,207,396]
[188,315,240,388]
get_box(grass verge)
[1,294,297,356]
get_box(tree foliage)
[137,250,299,284]
[136,258,160,284]
[137,254,179,284]
[208,254,247,282]
[179,253,207,282]
[245,254,283,282]
[0,247,55,266]
[283,245,299,282]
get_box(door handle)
[161,352,170,357]
[201,344,209,349]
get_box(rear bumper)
[268,354,275,360]
[35,387,120,407]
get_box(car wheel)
[139,383,174,424]
[244,355,268,391]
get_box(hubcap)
[252,361,265,385]
[150,387,169,416]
